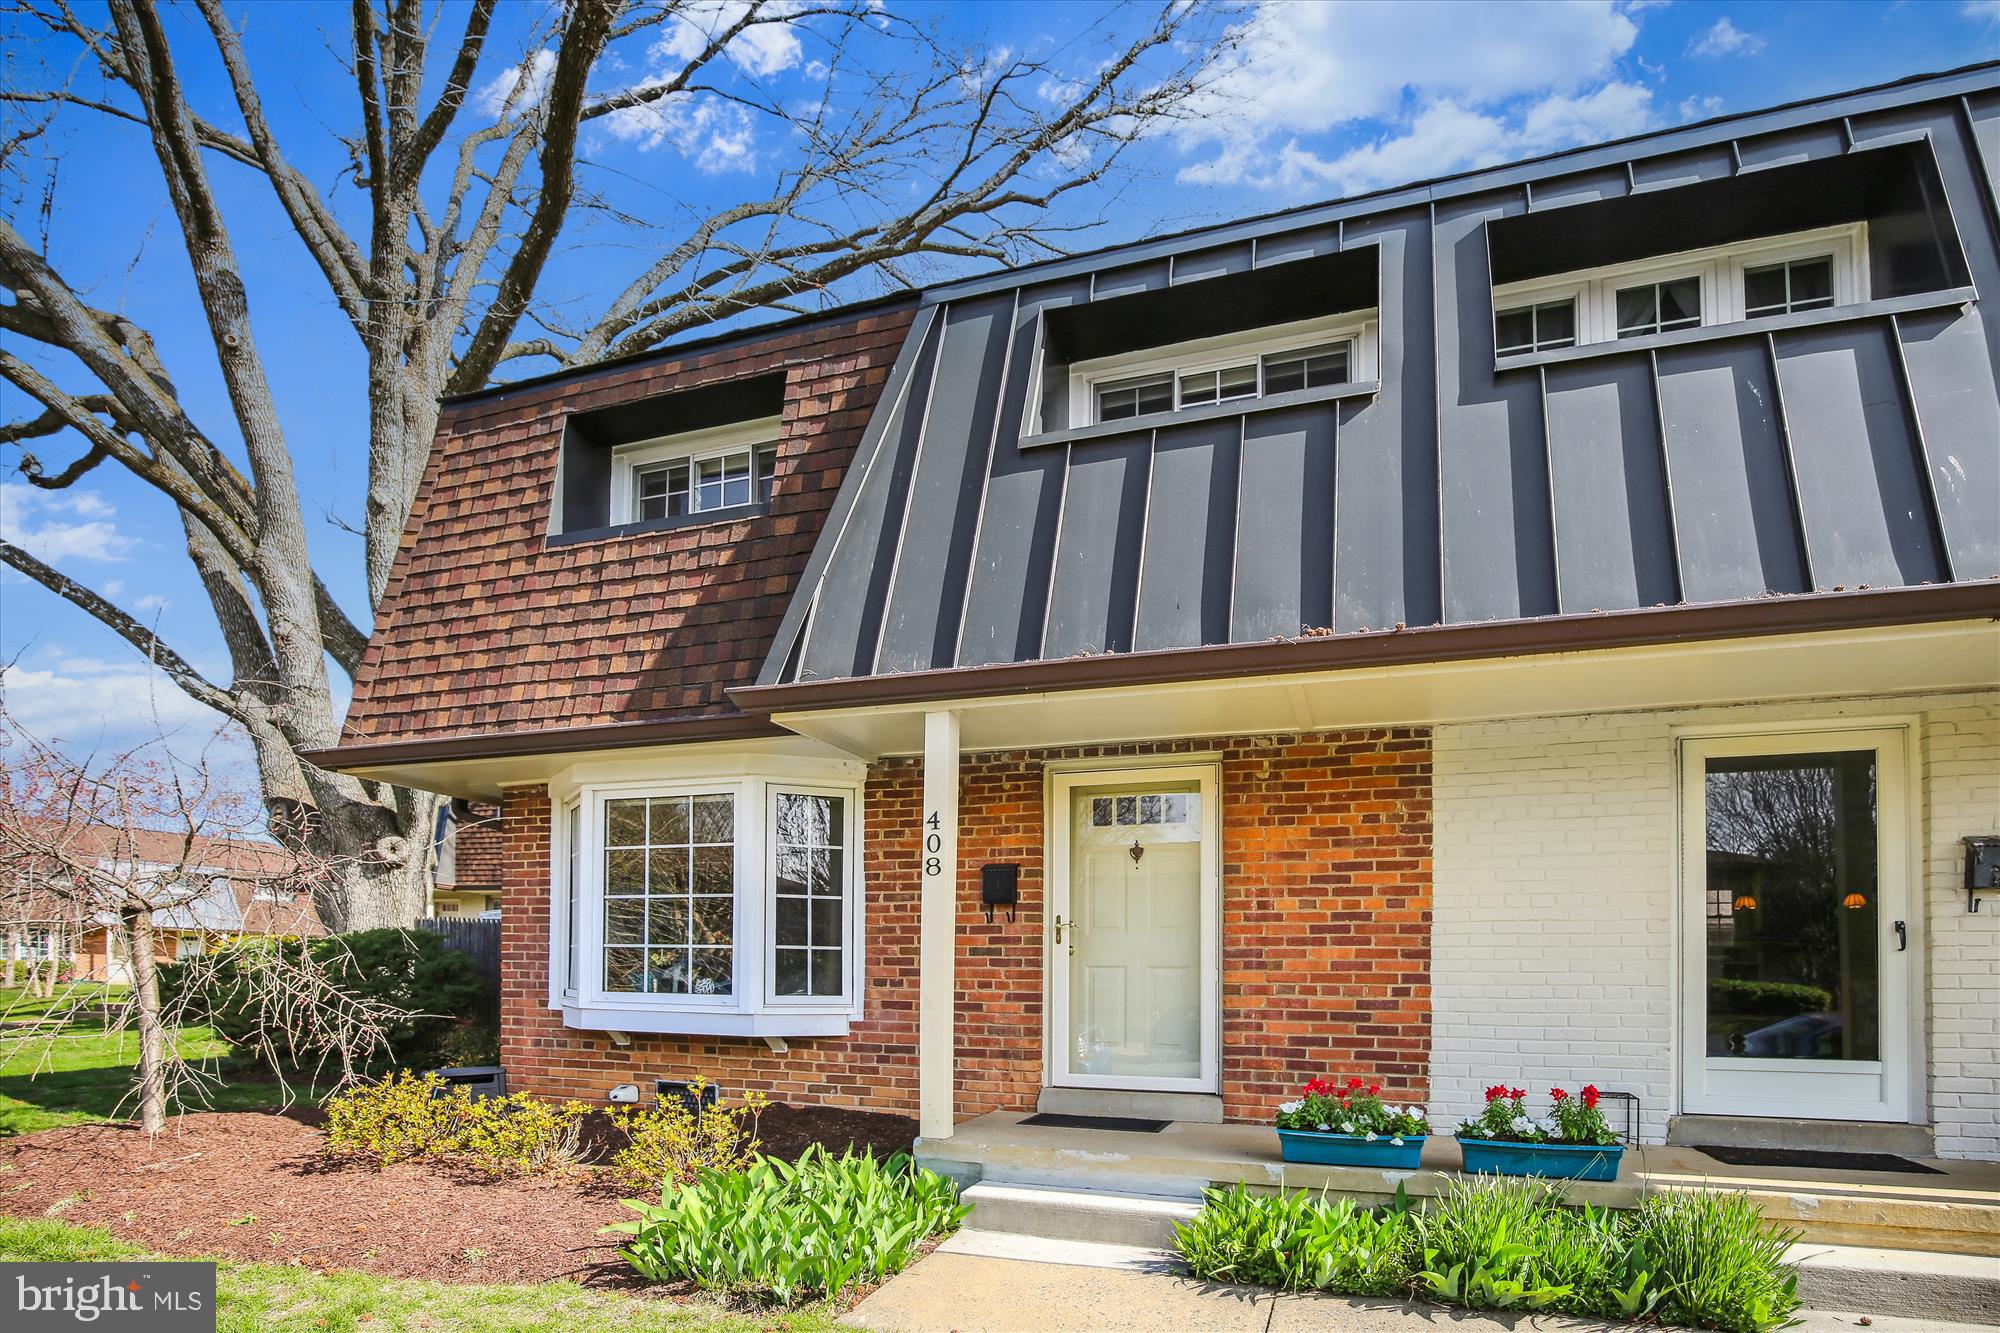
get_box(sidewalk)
[843,1248,1996,1333]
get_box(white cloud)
[1690,17,1766,57]
[0,483,135,564]
[1964,0,2000,21]
[475,48,557,118]
[0,656,217,744]
[1679,94,1725,121]
[663,0,807,79]
[599,94,762,172]
[1178,1,1653,191]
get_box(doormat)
[1020,1113,1170,1133]
[1690,1144,1944,1175]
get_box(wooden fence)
[414,916,500,988]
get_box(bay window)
[549,760,865,1036]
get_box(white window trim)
[762,783,864,1008]
[607,415,781,526]
[545,751,867,1036]
[1492,222,1869,350]
[1067,311,1380,429]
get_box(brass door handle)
[1053,914,1069,942]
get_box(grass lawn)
[0,1216,842,1332]
[0,984,327,1135]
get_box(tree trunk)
[4,929,15,989]
[125,908,167,1134]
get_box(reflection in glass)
[772,792,846,998]
[601,793,735,995]
[1704,751,1878,1061]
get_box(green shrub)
[162,929,491,1062]
[321,1071,589,1176]
[1170,1176,1801,1333]
[1708,978,1833,1017]
[1175,1185,1417,1295]
[608,1146,968,1305]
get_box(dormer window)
[607,417,781,527]
[1492,223,1864,353]
[1072,317,1372,429]
[1493,299,1576,355]
[1744,255,1834,317]
[1614,275,1704,338]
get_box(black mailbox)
[981,864,1020,922]
[1966,836,2000,912]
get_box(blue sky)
[2,0,1995,773]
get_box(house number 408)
[923,811,944,878]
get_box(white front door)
[1049,765,1219,1093]
[1679,727,1914,1121]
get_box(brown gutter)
[730,582,2000,715]
[305,711,784,771]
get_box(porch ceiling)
[768,619,1999,758]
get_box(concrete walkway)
[843,1249,1996,1333]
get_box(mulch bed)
[0,1102,918,1287]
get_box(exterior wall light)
[1732,894,1758,912]
[1841,891,1869,910]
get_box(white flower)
[1318,1122,1330,1131]
[1279,1100,1303,1115]
[1511,1115,1534,1133]
[1391,1136,1405,1146]
[1407,1105,1427,1120]
[1365,1131,1378,1142]
[1340,1121,1356,1134]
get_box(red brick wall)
[497,729,1432,1122]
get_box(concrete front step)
[1668,1114,1936,1158]
[1788,1242,2000,1326]
[960,1181,1203,1250]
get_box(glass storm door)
[1049,768,1219,1092]
[1680,730,1912,1122]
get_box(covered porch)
[920,1109,2000,1256]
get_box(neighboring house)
[316,65,2000,1163]
[5,824,318,984]
[431,803,504,918]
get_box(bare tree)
[0,1,1233,929]
[0,706,408,1132]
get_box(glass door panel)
[1704,750,1879,1062]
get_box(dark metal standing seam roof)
[755,63,2000,693]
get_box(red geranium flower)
[1582,1085,1601,1109]
[1509,1088,1527,1101]
[1347,1076,1366,1090]
[1550,1088,1569,1102]
[1366,1084,1381,1096]
[1484,1085,1509,1102]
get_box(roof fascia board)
[916,62,2000,307]
[729,583,2000,715]
[307,711,784,770]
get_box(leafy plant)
[1170,1175,1801,1333]
[608,1146,968,1304]
[607,1079,767,1191]
[320,1071,588,1175]
[1633,1190,1802,1333]
[1173,1184,1417,1295]
[1273,1074,1429,1140]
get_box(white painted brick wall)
[1429,690,1998,1159]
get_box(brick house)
[317,65,2000,1166]
[431,804,504,918]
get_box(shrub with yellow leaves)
[608,1078,767,1191]
[321,1071,588,1176]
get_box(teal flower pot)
[1458,1138,1624,1182]
[1276,1128,1427,1170]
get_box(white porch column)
[919,709,960,1140]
